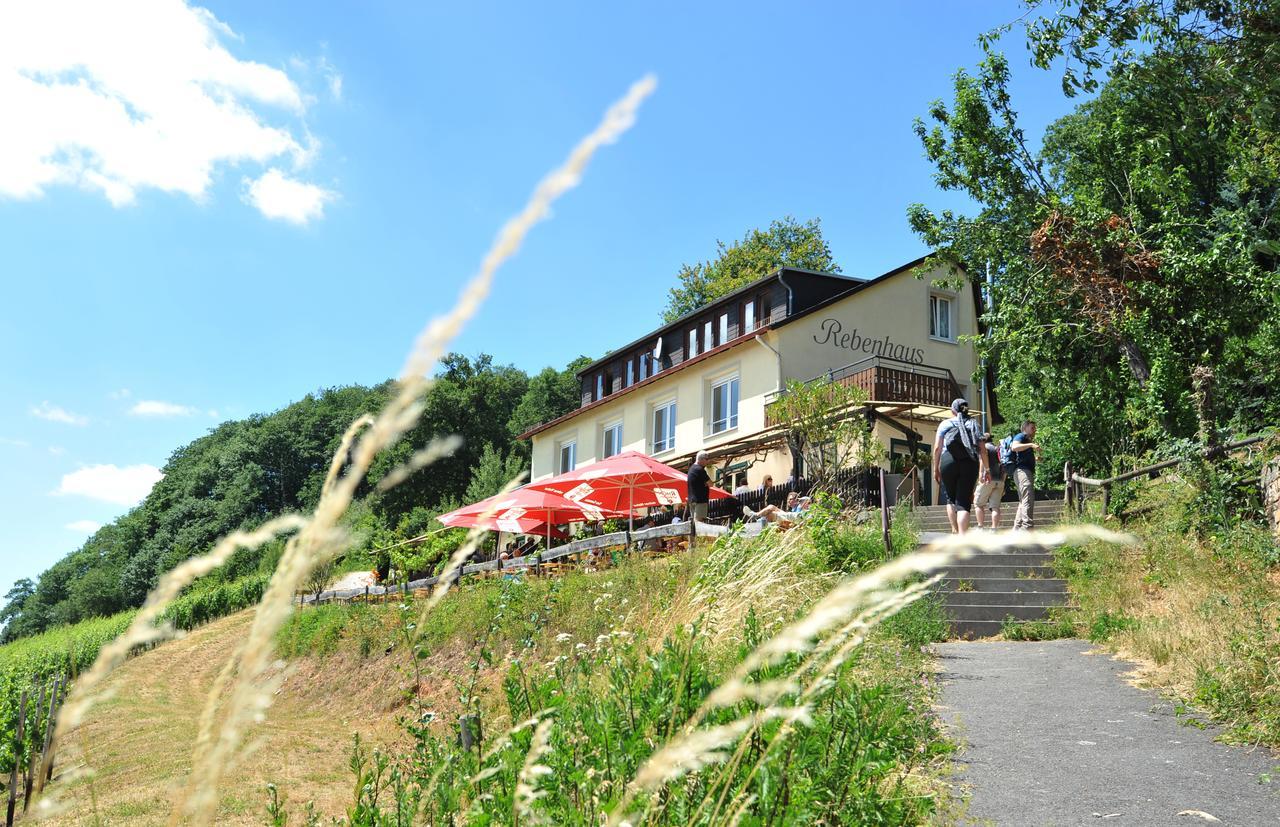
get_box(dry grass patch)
[1058,479,1280,745]
[51,610,407,825]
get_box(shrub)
[879,594,950,647]
[1001,610,1076,641]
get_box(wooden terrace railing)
[296,520,729,606]
[766,356,961,427]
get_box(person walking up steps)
[932,398,989,534]
[973,432,1004,529]
[1008,420,1040,530]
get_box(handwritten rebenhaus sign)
[812,318,925,364]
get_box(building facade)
[519,256,987,505]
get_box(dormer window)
[688,328,699,357]
[595,374,604,400]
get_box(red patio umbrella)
[525,450,730,531]
[437,487,613,551]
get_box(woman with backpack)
[931,398,990,534]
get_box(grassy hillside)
[39,516,957,825]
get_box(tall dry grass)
[37,74,656,825]
[609,525,1131,825]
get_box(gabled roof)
[518,253,944,441]
[574,266,862,377]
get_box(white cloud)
[55,464,163,506]
[320,57,343,100]
[30,401,88,426]
[244,168,334,224]
[129,399,197,417]
[66,519,103,533]
[0,0,336,218]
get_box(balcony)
[766,356,962,427]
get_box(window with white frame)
[625,360,634,387]
[719,312,729,344]
[651,400,676,453]
[744,300,756,331]
[688,328,699,358]
[558,440,576,473]
[595,374,605,400]
[930,294,954,341]
[703,319,713,349]
[639,353,650,380]
[602,421,623,458]
[710,375,740,434]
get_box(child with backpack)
[973,433,1005,529]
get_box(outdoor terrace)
[765,355,962,427]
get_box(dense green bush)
[808,495,919,572]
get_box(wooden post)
[1063,462,1074,513]
[879,467,892,556]
[22,683,45,811]
[7,689,28,827]
[1101,483,1111,517]
[364,584,370,603]
[36,678,59,793]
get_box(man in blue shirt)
[1010,420,1040,530]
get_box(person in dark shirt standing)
[1010,420,1040,530]
[687,450,711,523]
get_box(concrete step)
[952,552,1054,567]
[916,512,1064,528]
[937,577,1067,593]
[942,590,1067,607]
[940,564,1057,580]
[915,504,1066,515]
[943,604,1055,623]
[950,620,1011,640]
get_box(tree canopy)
[2,353,587,642]
[909,0,1280,475]
[661,216,840,322]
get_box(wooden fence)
[1064,432,1273,515]
[297,520,730,606]
[5,675,66,826]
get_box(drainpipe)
[753,334,783,394]
[980,260,994,432]
[777,270,796,315]
[755,332,794,480]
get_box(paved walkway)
[934,639,1280,825]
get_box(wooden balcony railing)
[766,356,961,427]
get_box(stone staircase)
[911,498,1069,639]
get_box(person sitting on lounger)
[743,492,808,526]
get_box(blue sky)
[0,1,1077,596]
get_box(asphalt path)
[934,639,1280,825]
